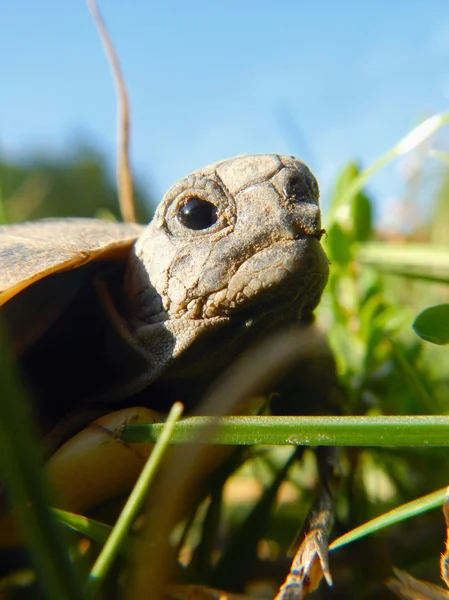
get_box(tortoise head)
[123,154,329,381]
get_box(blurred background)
[1,1,449,231]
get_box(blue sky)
[2,2,449,221]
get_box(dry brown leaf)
[274,519,333,600]
[440,487,449,588]
[274,480,335,600]
[386,568,449,600]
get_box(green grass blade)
[339,111,449,206]
[123,415,449,447]
[388,337,435,412]
[85,401,184,597]
[357,243,449,283]
[330,487,447,551]
[52,508,136,557]
[0,326,83,600]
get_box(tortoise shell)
[0,154,329,440]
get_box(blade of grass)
[357,243,449,284]
[330,487,447,551]
[52,508,133,555]
[123,415,449,447]
[339,111,449,207]
[85,401,183,598]
[366,270,449,286]
[387,337,435,412]
[0,326,83,600]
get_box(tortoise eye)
[177,197,218,230]
[284,176,311,203]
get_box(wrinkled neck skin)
[122,154,329,399]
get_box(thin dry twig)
[275,485,334,600]
[87,0,137,223]
[440,487,449,587]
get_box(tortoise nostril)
[284,175,315,204]
[282,208,324,242]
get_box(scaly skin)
[121,154,329,398]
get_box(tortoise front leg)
[42,405,112,456]
[0,406,164,550]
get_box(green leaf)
[413,304,449,345]
[351,189,372,242]
[330,161,361,216]
[327,222,353,266]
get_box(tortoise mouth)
[203,237,329,319]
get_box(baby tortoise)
[0,154,337,595]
